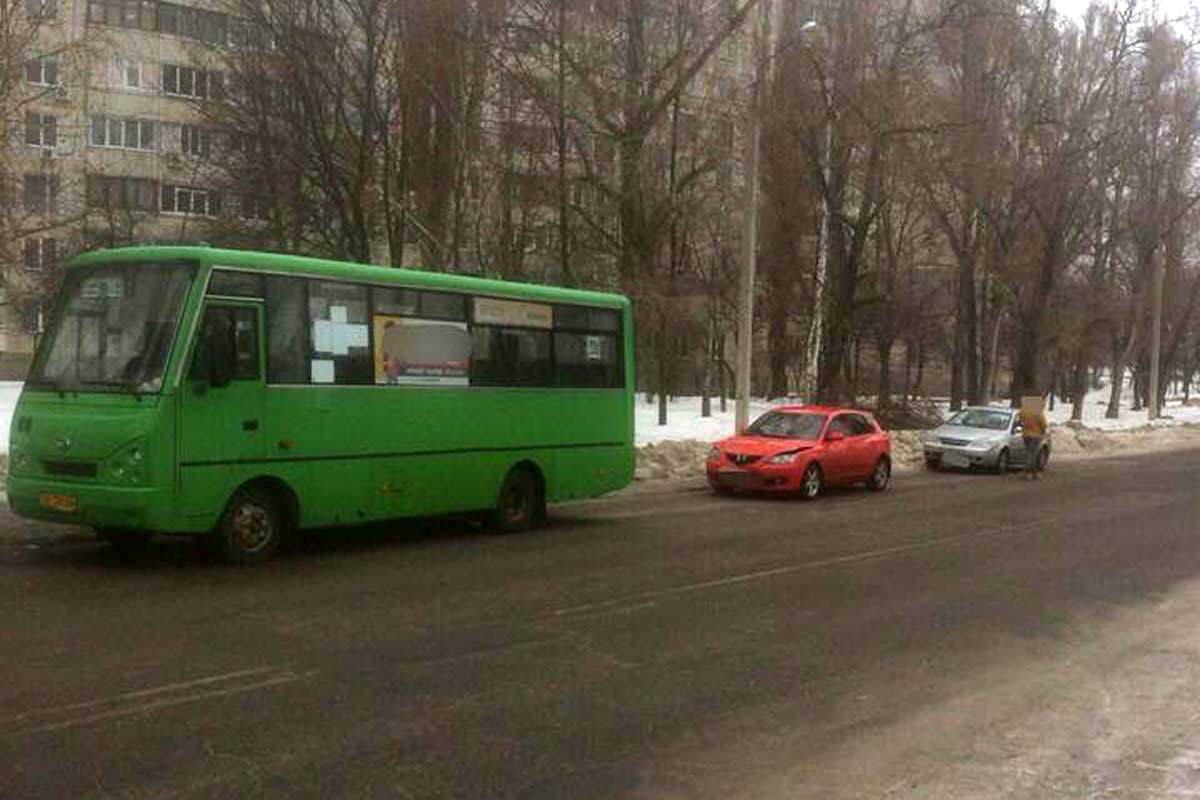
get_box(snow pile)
[1051,423,1200,456]
[635,440,711,481]
[0,382,20,449]
[888,430,927,468]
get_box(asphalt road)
[2,447,1200,799]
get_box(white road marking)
[1,666,279,725]
[550,512,1101,619]
[4,667,316,738]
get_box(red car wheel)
[799,463,823,500]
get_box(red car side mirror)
[826,431,845,443]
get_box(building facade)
[5,0,245,372]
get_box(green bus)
[7,246,634,562]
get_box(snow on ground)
[634,396,775,446]
[636,384,1200,447]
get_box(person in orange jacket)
[1017,400,1049,480]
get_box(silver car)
[920,406,1051,473]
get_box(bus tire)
[97,527,151,553]
[214,486,283,564]
[489,466,542,534]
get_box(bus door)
[180,301,267,470]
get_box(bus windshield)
[28,262,194,394]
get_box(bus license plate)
[39,493,78,514]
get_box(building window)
[159,3,230,43]
[237,194,269,220]
[87,175,158,211]
[23,175,59,213]
[23,239,58,274]
[111,58,146,90]
[180,124,211,157]
[90,115,157,150]
[24,112,56,148]
[162,64,221,99]
[87,0,154,30]
[26,0,57,19]
[25,57,59,86]
[161,185,221,216]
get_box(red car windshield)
[745,411,827,440]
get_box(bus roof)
[66,245,630,310]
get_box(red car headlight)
[707,446,722,462]
[765,451,802,465]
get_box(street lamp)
[735,12,819,433]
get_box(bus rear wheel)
[489,467,542,534]
[214,487,283,564]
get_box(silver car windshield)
[27,262,195,394]
[946,409,1011,431]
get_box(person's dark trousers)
[1023,435,1043,479]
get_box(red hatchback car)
[706,405,892,499]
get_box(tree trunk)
[878,337,894,409]
[903,339,914,401]
[767,297,790,399]
[1070,354,1086,422]
[981,312,1002,403]
[913,339,926,400]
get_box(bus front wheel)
[489,467,542,534]
[214,487,283,564]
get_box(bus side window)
[191,307,258,382]
[470,326,551,387]
[266,277,307,383]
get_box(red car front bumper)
[706,463,804,493]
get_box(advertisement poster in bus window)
[373,315,469,385]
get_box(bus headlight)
[105,441,147,485]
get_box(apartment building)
[4,0,239,372]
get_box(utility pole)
[1148,251,1165,419]
[734,0,774,434]
[803,93,830,401]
